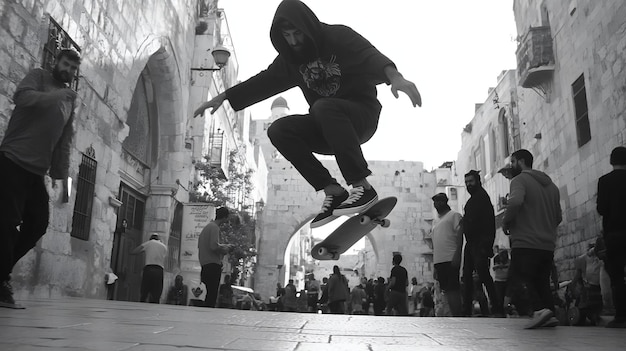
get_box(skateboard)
[311,197,397,260]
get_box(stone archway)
[253,157,437,300]
[253,157,390,299]
[112,37,189,301]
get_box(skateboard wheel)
[318,247,328,256]
[332,253,340,260]
[360,215,371,225]
[381,219,391,228]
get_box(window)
[42,16,81,91]
[165,203,183,271]
[500,109,511,157]
[572,74,591,147]
[71,148,97,240]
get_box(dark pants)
[494,280,507,312]
[434,261,462,316]
[386,290,409,316]
[0,153,49,282]
[328,299,345,314]
[604,232,626,320]
[201,263,222,307]
[462,244,501,315]
[509,248,554,313]
[140,265,164,303]
[267,98,380,190]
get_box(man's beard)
[434,204,450,214]
[511,166,522,177]
[466,185,477,195]
[52,66,72,83]
[291,39,316,62]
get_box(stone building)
[455,1,626,280]
[511,0,626,277]
[0,0,260,302]
[250,98,438,300]
[455,69,522,249]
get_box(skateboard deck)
[312,197,397,260]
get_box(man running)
[194,0,421,228]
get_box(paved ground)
[0,298,624,351]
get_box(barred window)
[165,203,183,271]
[71,149,97,240]
[42,16,81,91]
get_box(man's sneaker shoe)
[0,280,21,309]
[541,316,559,327]
[311,191,349,228]
[605,318,626,328]
[524,308,554,329]
[333,186,378,216]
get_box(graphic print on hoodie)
[225,0,396,111]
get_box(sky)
[219,0,518,170]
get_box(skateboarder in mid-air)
[194,0,421,228]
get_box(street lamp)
[191,45,231,72]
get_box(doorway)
[110,184,146,301]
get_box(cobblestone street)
[0,298,623,351]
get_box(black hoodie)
[225,0,395,111]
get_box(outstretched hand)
[193,92,226,117]
[390,77,422,107]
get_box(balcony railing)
[208,132,228,180]
[516,26,554,88]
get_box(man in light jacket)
[503,149,562,329]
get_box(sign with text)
[180,203,215,301]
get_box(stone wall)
[513,0,626,278]
[253,149,437,299]
[0,0,205,300]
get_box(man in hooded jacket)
[194,0,421,228]
[503,149,562,329]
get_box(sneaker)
[0,280,20,309]
[541,316,559,327]
[310,190,349,228]
[333,186,378,216]
[605,318,626,328]
[524,308,554,329]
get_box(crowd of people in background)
[264,147,625,330]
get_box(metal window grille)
[166,204,183,271]
[42,16,81,91]
[71,151,97,240]
[572,74,591,147]
[120,189,145,231]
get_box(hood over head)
[270,0,322,63]
[522,169,554,186]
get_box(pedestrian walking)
[596,146,626,328]
[386,254,409,316]
[431,193,463,316]
[462,170,502,316]
[373,276,387,316]
[131,233,168,303]
[503,149,562,329]
[0,49,80,309]
[198,207,232,307]
[327,265,349,314]
[492,246,509,315]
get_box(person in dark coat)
[462,170,502,316]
